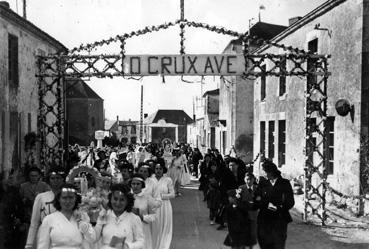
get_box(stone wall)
[254,0,363,195]
[0,14,62,176]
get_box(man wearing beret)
[255,160,294,249]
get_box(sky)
[9,0,325,121]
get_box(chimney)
[289,16,302,26]
[0,1,10,8]
[23,0,26,19]
[116,115,119,122]
[144,113,148,118]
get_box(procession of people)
[1,141,294,249]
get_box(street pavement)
[171,179,369,249]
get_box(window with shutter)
[8,34,19,89]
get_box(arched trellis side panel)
[37,56,65,174]
[304,56,330,226]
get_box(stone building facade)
[66,79,104,146]
[0,2,66,176]
[219,22,286,162]
[253,0,369,195]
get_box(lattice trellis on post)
[37,56,65,173]
[304,55,330,225]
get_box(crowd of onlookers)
[0,141,295,249]
[0,142,205,249]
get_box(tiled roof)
[249,22,287,41]
[203,88,219,97]
[144,109,193,124]
[118,120,139,126]
[105,120,116,130]
[222,21,287,53]
[66,78,103,99]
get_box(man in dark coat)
[255,160,294,249]
[191,148,203,178]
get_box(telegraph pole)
[140,82,143,144]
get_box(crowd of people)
[1,142,194,249]
[0,141,295,249]
[196,148,295,249]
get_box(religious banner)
[123,54,245,76]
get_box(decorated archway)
[36,1,330,225]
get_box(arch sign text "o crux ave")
[123,54,245,76]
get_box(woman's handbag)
[215,204,226,224]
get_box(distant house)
[0,2,67,174]
[109,116,139,145]
[104,120,116,136]
[203,89,219,150]
[143,110,193,144]
[66,78,104,146]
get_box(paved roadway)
[171,180,369,249]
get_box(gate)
[36,1,330,225]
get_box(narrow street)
[171,180,369,249]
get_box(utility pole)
[248,18,254,35]
[139,82,143,144]
[180,0,184,20]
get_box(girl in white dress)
[37,184,95,249]
[151,159,175,249]
[26,168,65,249]
[94,184,144,249]
[168,149,185,196]
[137,164,157,199]
[131,174,162,249]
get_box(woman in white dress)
[131,174,162,249]
[151,159,175,249]
[137,164,157,198]
[37,184,95,249]
[168,149,185,196]
[25,167,65,249]
[94,184,144,249]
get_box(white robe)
[95,210,144,249]
[26,191,56,248]
[37,211,95,249]
[151,176,175,249]
[168,156,185,185]
[143,177,158,199]
[133,192,161,249]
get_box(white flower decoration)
[235,188,242,199]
